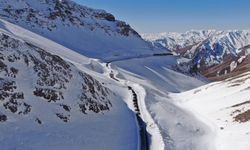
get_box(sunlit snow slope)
[0,17,138,150]
[0,0,165,61]
[111,56,209,150]
[1,1,250,150]
[172,72,250,150]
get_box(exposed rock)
[0,0,138,37]
[61,104,71,112]
[0,31,112,122]
[234,109,250,123]
[33,88,63,102]
[35,117,42,124]
[0,114,7,122]
[56,113,69,122]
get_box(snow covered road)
[105,62,164,150]
[109,56,210,150]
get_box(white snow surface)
[143,30,250,67]
[110,50,250,150]
[172,72,250,150]
[0,0,165,62]
[142,30,250,53]
[142,30,215,50]
[0,17,211,150]
[0,1,249,150]
[0,18,138,150]
[111,56,209,150]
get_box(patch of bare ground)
[201,54,236,80]
[230,101,250,123]
[175,43,199,56]
[201,48,250,81]
[234,109,250,123]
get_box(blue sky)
[74,0,250,33]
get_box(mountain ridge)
[1,1,250,150]
[0,0,165,61]
[0,3,140,148]
[143,29,250,80]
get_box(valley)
[0,0,250,150]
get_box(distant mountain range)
[143,30,250,80]
[1,1,250,150]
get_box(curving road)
[105,53,171,150]
[106,63,149,150]
[128,86,149,150]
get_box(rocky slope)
[0,0,163,61]
[0,1,221,150]
[2,1,250,150]
[143,30,250,80]
[0,31,112,123]
[0,19,139,150]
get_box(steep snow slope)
[113,56,205,93]
[110,52,250,150]
[0,19,138,150]
[2,1,249,150]
[172,72,250,150]
[110,56,209,150]
[143,30,250,80]
[0,0,165,61]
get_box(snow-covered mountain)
[1,0,250,150]
[0,6,139,149]
[0,32,112,117]
[143,30,250,80]
[0,4,204,148]
[142,30,216,52]
[0,0,165,62]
